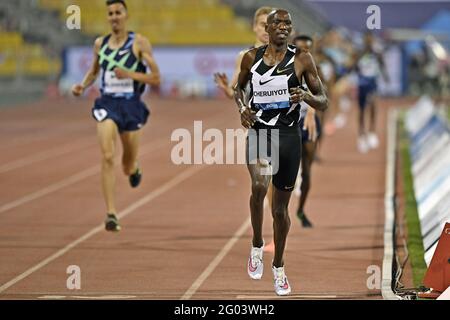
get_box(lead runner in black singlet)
[71,0,160,232]
[234,9,328,296]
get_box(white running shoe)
[272,265,291,296]
[247,243,264,280]
[367,132,379,149]
[333,113,347,129]
[357,135,369,154]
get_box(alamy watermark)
[366,265,381,290]
[66,265,81,290]
[66,5,81,30]
[366,5,381,30]
[65,4,382,32]
[170,121,279,175]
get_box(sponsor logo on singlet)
[104,70,134,94]
[252,74,290,110]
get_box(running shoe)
[357,135,369,154]
[367,132,379,149]
[129,166,142,188]
[272,265,291,296]
[105,213,121,232]
[297,210,313,228]
[333,113,347,129]
[247,242,264,280]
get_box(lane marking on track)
[236,294,339,299]
[0,139,95,174]
[37,295,137,300]
[0,113,230,214]
[0,164,205,294]
[181,186,273,300]
[180,218,252,300]
[0,166,100,214]
[0,137,175,214]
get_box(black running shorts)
[246,125,301,192]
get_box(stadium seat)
[38,0,255,45]
[0,31,60,77]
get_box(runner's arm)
[233,50,256,128]
[298,52,329,111]
[215,51,245,99]
[229,51,246,98]
[115,34,161,86]
[72,37,102,95]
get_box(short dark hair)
[253,6,273,26]
[267,9,290,24]
[106,0,127,10]
[294,35,313,43]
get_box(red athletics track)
[0,96,408,300]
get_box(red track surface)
[0,96,400,300]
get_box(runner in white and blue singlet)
[72,0,160,232]
[353,32,388,153]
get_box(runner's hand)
[289,86,308,104]
[71,84,84,97]
[114,67,129,79]
[214,73,229,91]
[240,107,256,129]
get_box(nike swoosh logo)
[277,66,291,74]
[118,49,129,55]
[259,78,275,86]
[248,258,257,273]
[282,280,289,290]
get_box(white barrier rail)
[404,96,450,267]
[382,108,401,300]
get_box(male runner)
[322,29,354,136]
[72,0,160,231]
[307,35,336,161]
[214,11,317,232]
[214,6,272,97]
[353,32,388,153]
[234,9,328,295]
[292,35,324,228]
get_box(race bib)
[93,108,108,122]
[104,70,133,94]
[358,55,380,78]
[252,76,290,110]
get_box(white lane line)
[0,139,95,174]
[38,295,137,300]
[382,108,401,300]
[236,294,339,299]
[0,138,168,214]
[0,166,100,213]
[37,295,66,300]
[181,175,269,300]
[0,114,230,214]
[0,164,205,294]
[180,218,252,300]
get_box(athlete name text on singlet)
[98,32,147,98]
[249,44,302,127]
